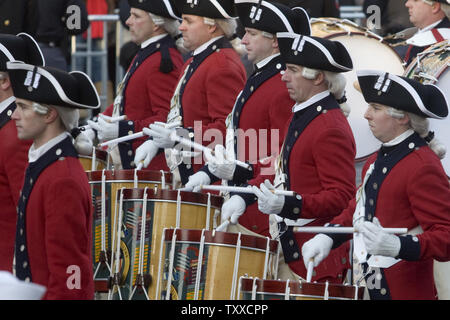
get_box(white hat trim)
[210,0,232,19]
[17,33,46,67]
[0,43,16,62]
[357,69,447,119]
[162,0,181,20]
[235,0,295,33]
[6,62,100,109]
[277,32,352,71]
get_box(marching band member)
[183,1,310,237]
[251,33,357,282]
[87,0,184,170]
[7,61,100,299]
[302,70,450,299]
[133,0,247,185]
[401,0,450,66]
[0,33,44,272]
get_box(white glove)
[361,217,401,258]
[204,144,236,181]
[87,115,119,142]
[181,171,211,192]
[74,130,94,156]
[252,180,285,215]
[301,234,334,268]
[221,195,246,225]
[133,140,160,169]
[146,123,176,149]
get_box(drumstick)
[97,122,179,148]
[201,184,296,196]
[292,226,407,234]
[169,133,251,170]
[98,131,145,147]
[306,260,314,283]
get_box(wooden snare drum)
[157,229,280,300]
[108,190,223,300]
[86,169,172,292]
[79,149,109,171]
[311,17,405,162]
[239,277,364,300]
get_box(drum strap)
[14,137,78,282]
[431,28,445,43]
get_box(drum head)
[329,34,405,160]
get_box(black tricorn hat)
[0,33,45,71]
[431,0,450,4]
[174,0,236,19]
[6,62,100,110]
[357,69,448,119]
[128,0,181,19]
[276,32,353,73]
[235,0,310,35]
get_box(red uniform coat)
[104,40,183,170]
[249,93,356,281]
[176,40,246,180]
[0,108,31,271]
[223,56,293,236]
[330,141,450,299]
[23,145,94,299]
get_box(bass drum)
[404,40,450,300]
[311,18,405,162]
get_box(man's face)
[179,14,214,51]
[281,64,316,103]
[405,0,435,29]
[12,98,47,142]
[241,28,276,64]
[126,7,155,45]
[364,103,406,143]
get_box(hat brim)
[17,33,45,67]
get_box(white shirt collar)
[255,53,280,70]
[28,132,71,163]
[140,33,169,49]
[382,129,415,147]
[0,96,16,114]
[292,90,330,113]
[192,36,223,56]
[419,19,443,33]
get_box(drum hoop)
[119,188,223,208]
[239,278,364,299]
[79,149,108,161]
[122,198,222,210]
[164,229,279,252]
[86,169,172,182]
[239,290,356,301]
[165,239,276,255]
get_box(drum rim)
[404,42,449,81]
[119,188,223,208]
[164,228,279,253]
[239,277,364,300]
[311,18,405,63]
[79,148,108,161]
[86,169,173,182]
